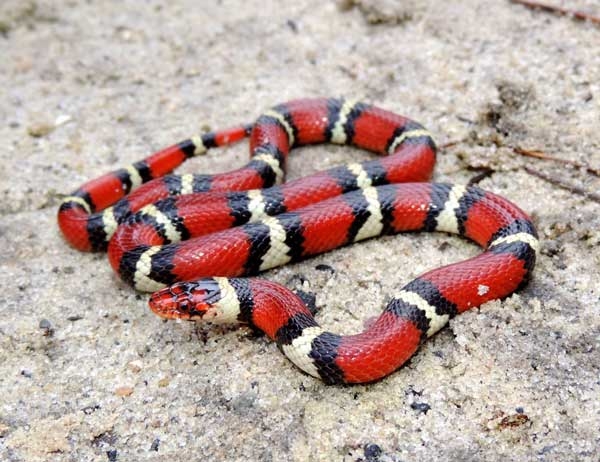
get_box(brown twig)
[467,167,495,185]
[510,0,600,25]
[524,166,600,203]
[513,147,600,177]
[439,139,466,149]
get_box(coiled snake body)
[58,98,537,384]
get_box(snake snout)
[148,287,188,319]
[148,279,222,320]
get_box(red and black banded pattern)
[58,124,253,251]
[148,183,538,384]
[58,98,538,384]
[102,99,437,291]
[59,98,434,253]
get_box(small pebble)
[128,360,143,373]
[82,404,101,415]
[315,263,335,274]
[54,114,72,126]
[364,443,382,460]
[150,438,160,451]
[115,386,134,397]
[39,319,54,337]
[27,121,54,137]
[106,449,118,461]
[286,19,298,32]
[410,402,431,414]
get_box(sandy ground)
[1,0,599,460]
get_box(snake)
[58,98,538,384]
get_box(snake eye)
[177,299,190,312]
[149,283,199,319]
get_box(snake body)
[58,98,538,384]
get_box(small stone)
[150,419,162,428]
[115,386,134,397]
[315,263,335,274]
[127,360,143,373]
[336,0,355,12]
[82,404,101,415]
[39,318,55,336]
[54,114,72,126]
[27,121,55,137]
[364,442,383,460]
[410,401,431,414]
[150,437,160,451]
[106,449,118,461]
[158,377,170,387]
[286,19,298,33]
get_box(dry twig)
[510,0,600,25]
[513,147,600,177]
[439,139,465,149]
[467,167,495,185]
[524,166,600,203]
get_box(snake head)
[149,278,223,320]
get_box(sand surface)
[1,0,599,460]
